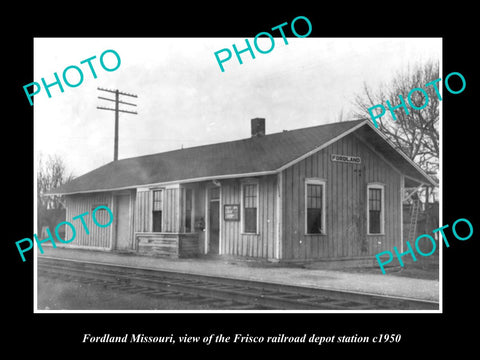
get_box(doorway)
[208,187,220,255]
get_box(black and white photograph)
[33,37,441,312]
[6,6,478,355]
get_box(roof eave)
[47,119,437,196]
[46,169,279,196]
[365,121,438,187]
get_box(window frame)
[304,178,327,235]
[151,188,164,233]
[241,180,259,235]
[367,183,385,235]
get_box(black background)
[5,4,477,356]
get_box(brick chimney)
[251,118,265,137]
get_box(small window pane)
[307,208,322,234]
[307,184,322,209]
[368,187,382,234]
[243,183,257,233]
[244,184,257,208]
[152,210,162,232]
[244,208,257,233]
[306,183,323,234]
[153,190,163,211]
[153,190,163,231]
[369,211,381,233]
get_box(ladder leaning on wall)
[408,198,421,241]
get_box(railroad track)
[37,256,438,311]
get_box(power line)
[97,87,138,161]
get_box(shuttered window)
[152,189,163,232]
[367,184,384,234]
[243,183,258,233]
[305,180,325,234]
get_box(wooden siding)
[136,233,199,258]
[281,132,402,260]
[135,190,151,233]
[164,188,180,233]
[137,233,178,257]
[220,176,277,259]
[134,187,181,233]
[64,192,113,249]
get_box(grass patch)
[343,258,439,280]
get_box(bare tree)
[37,154,74,231]
[352,61,440,178]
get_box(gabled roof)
[49,119,436,195]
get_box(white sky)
[34,37,441,177]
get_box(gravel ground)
[37,274,221,310]
[38,247,440,302]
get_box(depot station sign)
[331,154,361,164]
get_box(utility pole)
[97,87,138,161]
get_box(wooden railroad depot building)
[49,118,436,264]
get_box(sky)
[34,37,441,177]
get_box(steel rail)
[37,256,439,311]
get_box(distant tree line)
[37,154,74,231]
[351,60,439,203]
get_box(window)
[242,183,258,233]
[305,179,326,234]
[152,189,163,232]
[185,188,193,233]
[367,184,384,234]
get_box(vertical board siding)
[220,176,277,259]
[64,192,113,249]
[135,190,151,232]
[282,132,401,260]
[135,188,181,233]
[164,189,175,232]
